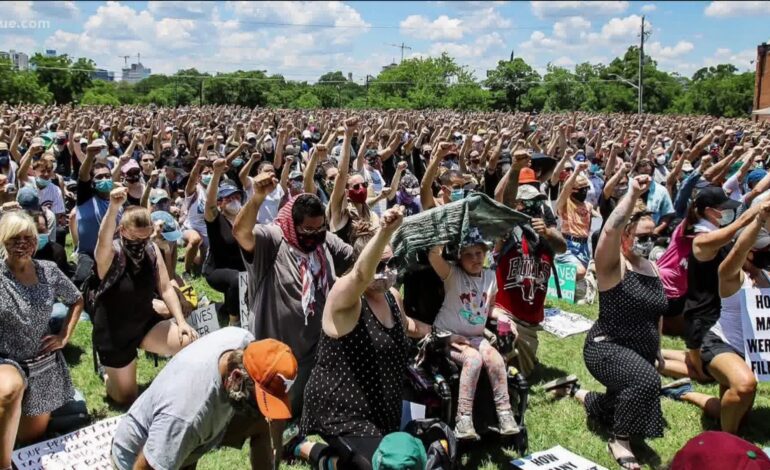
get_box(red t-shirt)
[494,236,553,325]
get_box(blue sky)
[1,1,768,82]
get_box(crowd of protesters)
[1,104,769,470]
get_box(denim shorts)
[555,238,590,268]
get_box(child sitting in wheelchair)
[427,228,519,440]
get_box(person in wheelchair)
[427,229,519,441]
[299,206,432,469]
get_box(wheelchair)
[400,264,530,456]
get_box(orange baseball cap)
[518,168,539,184]
[243,339,298,420]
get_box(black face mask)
[752,251,770,270]
[572,187,589,203]
[296,230,327,253]
[521,200,544,218]
[0,153,9,167]
[122,237,148,265]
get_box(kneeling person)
[111,327,298,470]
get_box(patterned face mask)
[369,268,397,293]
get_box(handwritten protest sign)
[542,308,594,339]
[239,271,250,327]
[187,304,220,337]
[512,445,607,470]
[13,416,122,470]
[546,263,577,303]
[740,288,770,381]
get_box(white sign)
[187,304,220,337]
[13,416,122,470]
[239,271,250,328]
[400,401,426,430]
[740,288,770,381]
[512,445,607,470]
[542,308,594,339]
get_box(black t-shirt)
[54,147,72,178]
[483,170,500,199]
[204,212,245,271]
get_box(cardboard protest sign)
[512,445,607,470]
[13,416,122,470]
[239,271,250,328]
[740,288,770,381]
[546,263,577,303]
[542,308,594,339]
[186,304,220,337]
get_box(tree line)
[0,47,755,118]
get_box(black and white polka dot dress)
[301,292,408,438]
[583,269,667,438]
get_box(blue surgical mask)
[37,233,49,251]
[232,158,244,168]
[201,174,212,186]
[36,177,50,188]
[94,179,114,193]
[450,189,464,202]
[103,131,111,140]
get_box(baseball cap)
[243,339,298,420]
[518,168,539,185]
[747,169,767,189]
[517,184,546,201]
[301,129,312,139]
[460,226,488,249]
[372,432,427,470]
[150,211,182,242]
[0,142,8,151]
[217,181,243,200]
[17,186,40,210]
[694,186,740,212]
[671,431,770,470]
[121,159,140,174]
[575,174,591,189]
[681,160,694,173]
[149,188,170,205]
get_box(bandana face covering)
[296,230,327,253]
[369,268,397,293]
[122,237,148,265]
[631,238,654,258]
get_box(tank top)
[494,234,553,324]
[655,221,693,299]
[300,292,408,438]
[712,274,757,353]
[683,241,731,329]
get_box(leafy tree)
[484,58,541,111]
[293,91,322,109]
[30,53,94,103]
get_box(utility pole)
[365,75,371,107]
[638,15,651,114]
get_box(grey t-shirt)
[242,225,354,364]
[433,265,498,338]
[111,327,254,470]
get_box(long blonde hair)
[0,211,38,259]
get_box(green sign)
[547,262,577,303]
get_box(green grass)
[60,241,770,469]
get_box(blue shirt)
[75,180,112,256]
[645,180,674,224]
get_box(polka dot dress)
[583,269,667,438]
[301,292,408,438]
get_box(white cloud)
[647,40,694,60]
[530,1,629,19]
[552,56,575,67]
[705,1,770,17]
[428,33,506,59]
[703,47,756,71]
[599,14,643,40]
[552,16,591,38]
[32,1,79,19]
[641,4,657,12]
[400,14,465,41]
[146,1,217,19]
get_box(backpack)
[404,419,458,470]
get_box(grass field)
[60,251,770,469]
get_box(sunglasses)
[376,258,395,273]
[350,182,368,191]
[141,158,154,163]
[296,225,326,236]
[635,234,657,244]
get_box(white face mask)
[718,209,735,227]
[655,155,667,166]
[632,238,654,258]
[224,200,242,216]
[99,148,109,159]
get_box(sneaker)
[497,409,520,435]
[661,378,693,401]
[454,414,480,441]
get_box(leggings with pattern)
[450,337,511,416]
